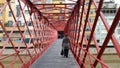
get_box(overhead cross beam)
[31,3,76,30]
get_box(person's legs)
[64,49,66,57]
[60,49,64,55]
[64,49,69,57]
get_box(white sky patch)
[104,0,120,4]
[65,0,120,4]
[115,0,120,4]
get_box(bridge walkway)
[31,39,78,68]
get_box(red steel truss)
[0,0,57,68]
[0,0,120,68]
[64,0,120,68]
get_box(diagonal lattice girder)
[0,0,120,68]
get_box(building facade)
[0,0,31,47]
[80,0,96,45]
[0,0,16,46]
[95,1,120,46]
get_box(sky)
[105,0,120,4]
[105,0,120,8]
[115,0,120,4]
[66,0,120,5]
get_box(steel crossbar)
[0,0,120,68]
[0,0,57,68]
[64,0,120,68]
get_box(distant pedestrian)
[61,34,70,58]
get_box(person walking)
[61,34,70,58]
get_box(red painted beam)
[34,3,76,5]
[93,6,120,67]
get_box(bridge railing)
[0,0,57,68]
[64,0,120,68]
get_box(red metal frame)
[0,0,120,68]
[93,0,120,57]
[65,0,120,68]
[0,0,57,68]
[34,3,75,31]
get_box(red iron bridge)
[0,0,120,68]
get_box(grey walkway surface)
[31,39,78,68]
